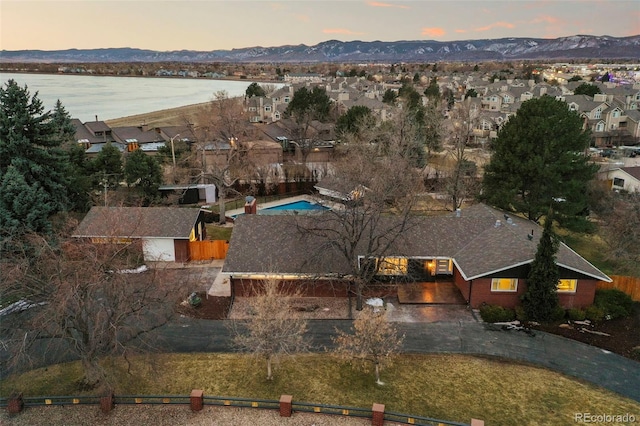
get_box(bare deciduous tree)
[1,225,183,391]
[443,99,481,211]
[189,91,257,224]
[333,306,404,385]
[600,192,640,275]
[303,122,424,311]
[231,279,309,380]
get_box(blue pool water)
[264,200,327,211]
[232,200,328,218]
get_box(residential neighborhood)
[3,60,640,425]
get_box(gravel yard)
[1,405,375,426]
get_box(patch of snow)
[117,265,149,274]
[366,298,384,307]
[0,300,47,317]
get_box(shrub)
[551,305,567,322]
[584,305,606,323]
[479,304,516,323]
[567,308,586,321]
[514,306,528,322]
[594,289,633,319]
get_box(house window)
[594,108,601,119]
[613,177,625,187]
[595,122,605,132]
[612,110,621,118]
[491,278,518,292]
[557,279,577,292]
[264,106,271,112]
[377,257,408,275]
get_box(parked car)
[601,148,615,158]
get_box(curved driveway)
[148,317,640,402]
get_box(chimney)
[527,230,534,240]
[95,115,98,122]
[244,196,257,215]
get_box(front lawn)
[1,353,638,426]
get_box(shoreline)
[0,69,279,85]
[104,101,212,128]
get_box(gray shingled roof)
[73,207,202,239]
[223,203,610,281]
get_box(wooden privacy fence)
[189,240,229,261]
[597,275,640,301]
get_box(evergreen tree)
[382,89,397,104]
[335,105,374,139]
[51,99,76,144]
[66,144,94,212]
[573,83,601,97]
[124,149,162,204]
[423,77,440,100]
[245,82,266,98]
[0,80,70,234]
[481,96,598,230]
[522,213,560,322]
[91,142,123,190]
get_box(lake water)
[0,72,260,122]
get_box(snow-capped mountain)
[1,35,638,63]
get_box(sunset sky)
[2,0,639,51]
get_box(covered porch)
[397,281,466,305]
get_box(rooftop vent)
[455,208,461,218]
[495,220,502,227]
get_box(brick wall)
[468,278,598,309]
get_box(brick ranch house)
[221,203,611,309]
[73,206,207,262]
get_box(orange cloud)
[474,21,516,32]
[323,28,365,35]
[295,14,310,22]
[367,1,409,9]
[421,27,446,37]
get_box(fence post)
[372,403,385,426]
[100,392,114,413]
[279,394,292,417]
[190,389,204,411]
[7,392,24,414]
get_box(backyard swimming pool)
[263,200,328,212]
[231,199,329,218]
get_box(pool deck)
[226,194,339,218]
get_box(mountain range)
[2,35,639,63]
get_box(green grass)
[555,228,620,276]
[2,353,638,426]
[205,224,233,240]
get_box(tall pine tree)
[481,96,598,230]
[522,212,561,322]
[0,80,70,234]
[124,149,162,205]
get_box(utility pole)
[170,133,181,183]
